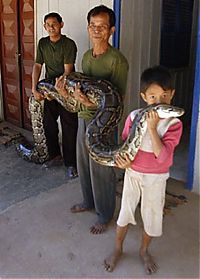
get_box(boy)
[104,65,183,274]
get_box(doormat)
[0,126,23,145]
[163,191,187,215]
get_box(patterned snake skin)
[99,103,185,166]
[16,72,184,166]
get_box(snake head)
[154,104,185,118]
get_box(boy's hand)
[146,110,160,130]
[146,109,163,157]
[55,75,68,98]
[114,154,132,169]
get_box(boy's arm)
[156,121,183,164]
[115,113,133,169]
[147,110,183,162]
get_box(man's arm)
[63,63,74,75]
[32,63,44,101]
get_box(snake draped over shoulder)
[16,72,184,166]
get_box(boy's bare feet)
[104,250,122,272]
[140,250,158,274]
[90,222,107,234]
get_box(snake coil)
[16,72,184,166]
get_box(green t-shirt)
[79,46,129,120]
[36,35,77,79]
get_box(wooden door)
[0,0,34,129]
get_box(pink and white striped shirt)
[122,109,183,174]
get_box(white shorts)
[117,168,169,237]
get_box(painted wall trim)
[187,11,200,190]
[113,0,121,48]
[113,0,121,142]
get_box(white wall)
[34,0,113,72]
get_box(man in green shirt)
[70,5,129,234]
[56,5,128,233]
[32,12,78,179]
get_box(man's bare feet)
[90,222,107,234]
[140,250,158,274]
[104,250,122,272]
[70,203,92,213]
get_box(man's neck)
[92,43,109,57]
[49,34,62,43]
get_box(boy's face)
[140,83,175,106]
[87,13,115,45]
[44,17,63,37]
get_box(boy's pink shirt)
[122,113,183,174]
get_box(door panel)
[0,0,21,125]
[20,0,34,129]
[0,0,34,129]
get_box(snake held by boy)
[16,72,184,166]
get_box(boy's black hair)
[87,5,116,27]
[140,65,175,93]
[44,12,62,23]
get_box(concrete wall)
[120,0,162,125]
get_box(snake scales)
[16,72,184,166]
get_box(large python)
[16,72,184,166]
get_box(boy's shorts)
[117,168,169,237]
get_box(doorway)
[160,0,197,183]
[0,0,34,129]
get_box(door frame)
[187,12,200,190]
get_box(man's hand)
[55,75,69,98]
[43,93,54,101]
[73,83,97,108]
[73,83,87,103]
[32,90,45,101]
[114,154,132,169]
